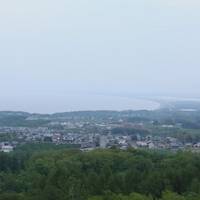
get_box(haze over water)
[0,95,159,114]
[0,0,200,113]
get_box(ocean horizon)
[0,94,160,114]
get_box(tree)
[162,191,185,200]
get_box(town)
[1,109,200,153]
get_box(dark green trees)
[1,147,200,200]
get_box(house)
[194,143,200,148]
[1,143,13,153]
[136,141,148,147]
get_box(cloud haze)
[0,0,199,112]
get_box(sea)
[0,94,160,114]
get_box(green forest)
[0,145,200,200]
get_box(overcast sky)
[0,0,200,112]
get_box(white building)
[100,136,108,148]
[1,144,13,153]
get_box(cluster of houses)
[1,121,200,153]
[79,134,200,151]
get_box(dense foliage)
[0,146,200,200]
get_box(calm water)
[0,94,160,114]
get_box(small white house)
[1,144,13,153]
[136,141,148,147]
[194,143,200,148]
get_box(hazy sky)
[0,0,200,112]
